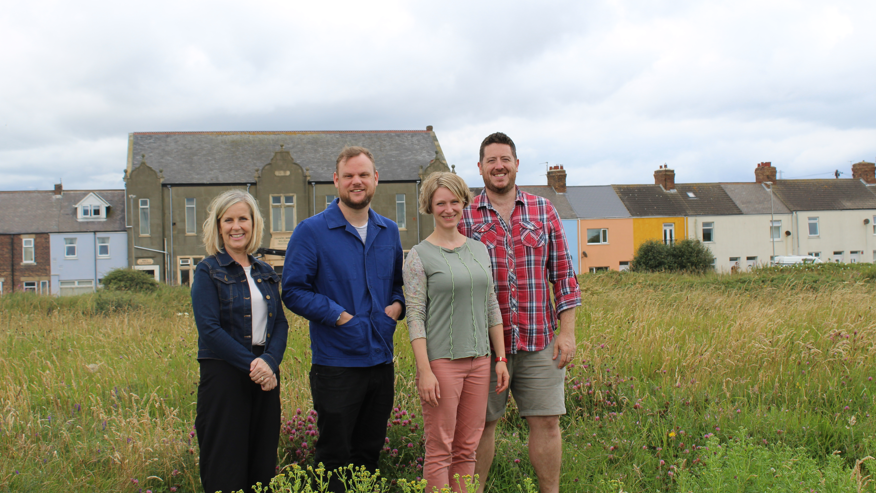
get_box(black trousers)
[310,363,394,492]
[196,358,281,493]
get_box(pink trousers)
[419,356,491,493]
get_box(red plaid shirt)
[459,188,581,353]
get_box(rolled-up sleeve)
[402,248,427,341]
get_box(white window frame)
[271,194,297,232]
[808,217,819,236]
[587,228,609,245]
[832,251,844,263]
[97,237,110,258]
[22,238,35,263]
[663,223,675,245]
[589,266,609,273]
[396,194,407,230]
[185,198,196,235]
[0,280,4,294]
[808,252,821,258]
[64,238,77,259]
[770,220,782,241]
[23,281,37,293]
[139,199,150,236]
[702,222,714,243]
[39,280,49,294]
[618,261,630,272]
[746,256,758,270]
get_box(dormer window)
[75,193,110,221]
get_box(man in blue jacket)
[282,146,405,491]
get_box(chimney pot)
[852,161,876,184]
[755,161,777,184]
[547,164,567,193]
[426,125,433,131]
[654,166,676,190]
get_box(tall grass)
[1,264,875,492]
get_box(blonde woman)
[191,190,288,493]
[403,172,509,492]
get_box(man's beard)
[483,179,515,195]
[340,192,373,210]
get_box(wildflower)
[668,432,675,438]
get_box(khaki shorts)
[486,338,566,422]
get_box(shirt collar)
[324,198,388,230]
[215,249,256,267]
[476,186,524,211]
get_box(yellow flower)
[668,432,676,437]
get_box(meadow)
[2,263,876,492]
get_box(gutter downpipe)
[312,182,316,215]
[93,232,98,293]
[795,211,800,256]
[168,185,174,286]
[415,180,421,243]
[128,193,135,268]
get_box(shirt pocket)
[519,220,547,249]
[472,222,500,249]
[374,246,395,280]
[211,271,237,303]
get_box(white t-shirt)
[355,221,368,244]
[244,265,268,346]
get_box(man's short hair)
[418,172,473,215]
[479,132,517,163]
[336,146,376,173]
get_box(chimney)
[654,164,675,190]
[755,162,777,184]
[852,161,876,184]
[54,183,63,196]
[547,165,567,193]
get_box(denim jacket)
[192,251,289,374]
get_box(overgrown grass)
[1,264,875,492]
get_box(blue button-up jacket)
[282,200,405,367]
[192,251,289,374]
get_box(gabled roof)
[0,190,126,234]
[612,184,688,217]
[517,186,577,220]
[74,192,111,208]
[129,130,443,184]
[721,183,791,215]
[565,186,630,219]
[770,179,876,211]
[674,184,742,216]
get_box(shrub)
[101,268,159,293]
[632,239,714,273]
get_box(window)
[82,206,91,217]
[97,237,110,257]
[808,252,821,258]
[177,256,204,287]
[587,228,608,244]
[139,199,150,236]
[686,192,697,198]
[64,238,77,258]
[59,280,94,296]
[619,261,630,272]
[730,257,741,271]
[91,205,101,216]
[746,256,758,270]
[40,280,49,294]
[0,280,3,294]
[23,281,37,293]
[663,223,675,245]
[271,195,296,232]
[702,222,714,242]
[326,195,336,210]
[850,251,862,263]
[770,220,781,241]
[873,216,876,235]
[589,266,609,273]
[185,198,196,235]
[22,238,35,263]
[808,217,819,236]
[832,251,844,263]
[396,194,406,230]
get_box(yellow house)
[614,166,690,254]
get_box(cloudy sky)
[1,0,874,192]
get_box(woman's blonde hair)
[418,172,472,215]
[202,190,265,256]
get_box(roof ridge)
[132,130,430,136]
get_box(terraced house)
[0,185,128,295]
[124,127,450,285]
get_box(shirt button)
[269,313,273,317]
[266,295,271,300]
[257,279,262,283]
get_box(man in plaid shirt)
[459,132,581,493]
